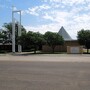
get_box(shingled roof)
[58,26,72,41]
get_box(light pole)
[12,9,22,53]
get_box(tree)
[31,32,45,53]
[18,31,45,53]
[44,31,64,53]
[77,29,90,53]
[0,32,3,43]
[18,32,28,49]
[3,22,26,34]
[2,22,26,44]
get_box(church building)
[42,26,80,52]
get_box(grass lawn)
[83,49,90,53]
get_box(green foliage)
[77,29,90,53]
[77,29,90,45]
[2,22,26,44]
[3,22,26,34]
[0,32,3,38]
[1,22,65,53]
[44,31,64,53]
[0,32,3,43]
[19,31,45,53]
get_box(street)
[0,54,90,90]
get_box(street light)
[12,8,22,53]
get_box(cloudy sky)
[0,0,90,39]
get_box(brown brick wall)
[42,40,80,52]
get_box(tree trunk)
[34,50,36,54]
[34,45,37,54]
[87,49,89,54]
[52,48,54,53]
[52,46,55,53]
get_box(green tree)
[31,32,45,53]
[0,32,3,43]
[77,29,90,53]
[2,22,26,44]
[18,32,28,49]
[3,22,26,34]
[44,31,64,53]
[19,31,45,53]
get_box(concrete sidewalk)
[0,53,90,62]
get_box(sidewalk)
[0,53,90,62]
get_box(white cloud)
[50,0,61,2]
[12,6,17,11]
[42,13,54,21]
[23,0,90,39]
[24,23,77,39]
[28,7,39,16]
[25,24,60,34]
[22,4,51,16]
[39,4,51,10]
[24,8,90,39]
[21,6,39,16]
[45,0,85,4]
[62,0,85,5]
[51,11,69,22]
[74,14,90,23]
[1,0,90,40]
[84,4,90,11]
[42,10,70,26]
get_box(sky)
[0,0,90,39]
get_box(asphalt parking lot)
[0,54,90,90]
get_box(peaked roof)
[58,26,72,41]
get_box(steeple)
[58,26,72,41]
